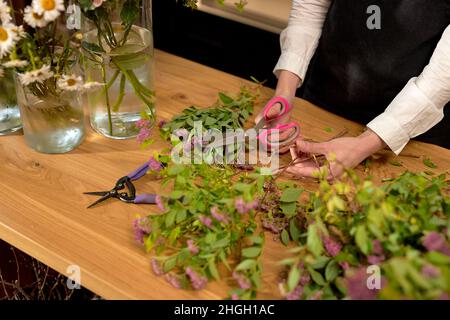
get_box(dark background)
[153,0,281,89]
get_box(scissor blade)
[86,193,113,209]
[254,118,266,131]
[84,191,109,196]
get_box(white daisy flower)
[11,25,26,39]
[18,64,54,86]
[0,0,12,25]
[24,6,48,28]
[32,0,65,23]
[0,24,19,58]
[57,74,83,91]
[83,81,104,92]
[3,59,29,68]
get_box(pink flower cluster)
[165,273,182,289]
[187,239,199,255]
[186,267,208,290]
[151,258,165,276]
[234,198,259,214]
[286,285,303,300]
[198,215,213,229]
[232,271,251,290]
[155,195,166,212]
[132,217,152,245]
[423,232,450,256]
[148,156,163,172]
[323,236,342,257]
[210,206,230,224]
[367,239,386,265]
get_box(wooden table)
[1,50,449,300]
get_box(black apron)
[301,0,450,148]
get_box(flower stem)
[101,64,113,136]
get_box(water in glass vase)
[84,24,155,139]
[0,70,22,135]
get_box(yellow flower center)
[67,79,77,86]
[32,12,44,20]
[40,0,56,10]
[0,27,9,42]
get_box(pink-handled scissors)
[209,96,300,150]
[254,96,301,150]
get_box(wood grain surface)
[0,50,449,300]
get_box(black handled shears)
[84,161,158,208]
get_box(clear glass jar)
[81,0,155,139]
[0,68,21,135]
[15,76,85,154]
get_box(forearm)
[274,70,301,98]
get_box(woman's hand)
[254,70,301,126]
[286,129,387,179]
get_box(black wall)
[153,0,281,89]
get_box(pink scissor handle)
[258,122,301,149]
[262,96,292,122]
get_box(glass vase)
[81,0,155,139]
[15,76,85,154]
[0,69,21,135]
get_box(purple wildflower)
[231,293,240,300]
[198,215,213,229]
[232,271,251,290]
[148,156,163,171]
[136,127,151,144]
[246,199,260,211]
[323,236,342,257]
[158,119,168,128]
[186,267,208,290]
[151,259,165,276]
[367,255,384,265]
[155,195,166,212]
[339,261,350,270]
[210,206,229,224]
[132,217,151,245]
[299,273,311,286]
[423,232,450,256]
[235,198,249,214]
[372,240,384,256]
[286,286,303,300]
[421,264,440,278]
[187,239,199,255]
[165,273,182,289]
[345,267,384,300]
[136,119,150,128]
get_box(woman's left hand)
[286,129,387,179]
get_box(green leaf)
[325,260,340,282]
[175,209,187,223]
[307,225,324,257]
[309,256,330,269]
[281,229,290,246]
[426,251,450,265]
[219,92,234,104]
[423,157,438,169]
[170,190,184,199]
[163,256,177,272]
[208,259,220,280]
[287,267,300,292]
[165,210,176,228]
[389,160,403,167]
[280,188,303,202]
[242,247,261,258]
[81,41,105,53]
[324,127,333,133]
[249,235,263,245]
[121,0,140,26]
[355,225,370,255]
[236,259,256,271]
[307,267,326,286]
[289,220,301,242]
[280,202,297,217]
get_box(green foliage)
[159,86,259,142]
[139,162,269,298]
[278,170,450,300]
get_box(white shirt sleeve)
[273,0,332,84]
[367,25,450,155]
